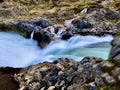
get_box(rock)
[55,63,65,71]
[16,20,53,47]
[101,61,115,68]
[67,84,87,90]
[61,27,79,39]
[61,9,119,37]
[16,20,36,31]
[14,62,52,90]
[13,56,120,90]
[46,66,60,76]
[105,10,120,20]
[102,73,116,84]
[61,32,72,40]
[109,36,120,63]
[48,86,55,90]
[75,20,93,29]
[66,27,79,34]
[88,82,96,90]
[33,30,52,47]
[73,9,119,35]
[112,67,120,80]
[34,18,52,28]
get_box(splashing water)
[0,32,113,67]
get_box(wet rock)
[46,66,60,76]
[61,32,72,40]
[80,57,91,65]
[66,27,79,34]
[109,36,120,63]
[16,21,37,36]
[34,18,52,28]
[102,73,116,84]
[61,27,79,39]
[16,20,53,47]
[33,30,52,47]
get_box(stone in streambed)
[16,19,53,47]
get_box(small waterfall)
[30,30,34,39]
[0,32,113,67]
[47,26,63,38]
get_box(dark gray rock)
[16,20,53,47]
[16,20,36,32]
[34,18,52,28]
[33,30,52,47]
[109,36,120,64]
[66,27,79,34]
[76,20,93,29]
[61,32,72,40]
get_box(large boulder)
[109,35,120,64]
[61,27,78,40]
[76,20,93,29]
[16,19,53,47]
[33,30,52,47]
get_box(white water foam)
[0,32,113,67]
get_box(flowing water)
[0,32,113,67]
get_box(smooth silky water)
[0,32,113,67]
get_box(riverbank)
[0,0,120,90]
